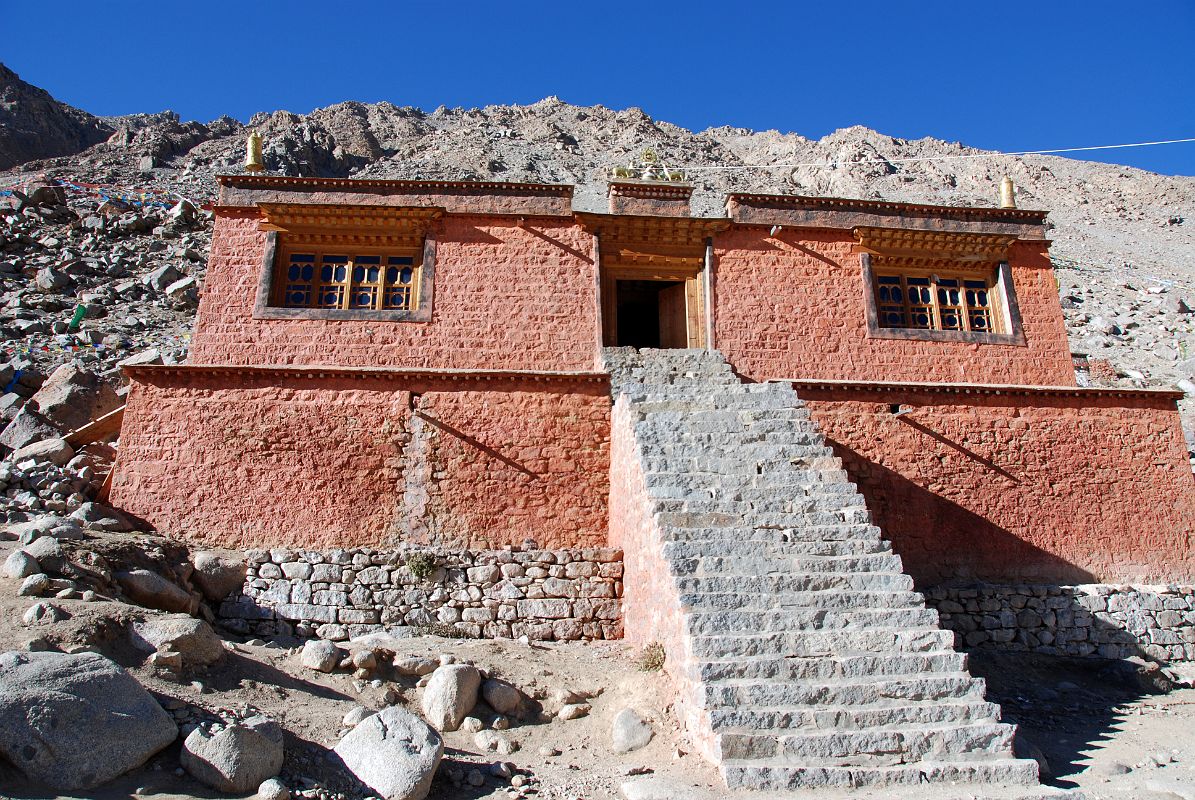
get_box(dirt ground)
[2,533,1194,800]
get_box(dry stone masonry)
[928,584,1195,662]
[607,348,1038,790]
[219,546,622,642]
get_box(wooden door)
[658,283,688,348]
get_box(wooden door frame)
[600,264,706,348]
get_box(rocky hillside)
[0,64,113,170]
[2,65,1194,427]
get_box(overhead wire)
[672,136,1195,172]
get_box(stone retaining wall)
[218,546,623,642]
[926,584,1195,662]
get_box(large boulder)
[421,664,481,732]
[29,364,121,433]
[11,437,74,466]
[0,651,178,790]
[180,716,284,793]
[115,569,195,614]
[334,706,442,800]
[0,406,59,452]
[131,615,225,668]
[191,550,246,601]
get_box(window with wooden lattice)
[873,270,1000,333]
[252,204,439,322]
[856,226,1025,345]
[274,248,422,312]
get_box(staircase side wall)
[111,369,610,550]
[608,396,716,761]
[800,387,1195,585]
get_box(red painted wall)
[712,230,1076,386]
[799,386,1195,585]
[188,212,601,371]
[110,369,610,550]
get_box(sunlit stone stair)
[606,347,1038,791]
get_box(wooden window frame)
[860,253,1025,345]
[253,231,435,322]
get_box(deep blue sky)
[5,1,1194,175]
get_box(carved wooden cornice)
[607,181,694,200]
[257,203,444,246]
[575,211,729,248]
[854,226,1018,264]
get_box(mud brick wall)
[218,546,623,642]
[712,230,1076,386]
[189,212,600,371]
[607,396,717,763]
[110,369,610,550]
[798,385,1195,585]
[926,584,1195,662]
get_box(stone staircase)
[605,348,1038,791]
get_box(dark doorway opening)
[615,279,687,349]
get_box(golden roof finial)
[245,131,264,173]
[999,175,1016,209]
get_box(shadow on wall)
[825,439,1097,586]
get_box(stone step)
[720,756,1039,790]
[688,628,956,660]
[674,572,915,595]
[717,721,1015,763]
[671,552,905,575]
[684,607,939,636]
[640,453,840,474]
[653,496,870,517]
[696,651,970,683]
[699,673,987,709]
[706,699,1003,733]
[657,508,868,529]
[679,589,926,613]
[661,526,886,548]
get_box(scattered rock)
[258,774,290,798]
[257,777,291,800]
[342,705,375,727]
[191,550,246,601]
[130,615,225,668]
[334,705,443,800]
[393,655,437,676]
[300,639,342,673]
[17,573,50,597]
[558,702,591,721]
[114,568,194,613]
[3,550,40,579]
[482,677,526,717]
[611,708,653,753]
[421,663,481,732]
[22,601,64,624]
[181,716,285,793]
[0,650,178,790]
